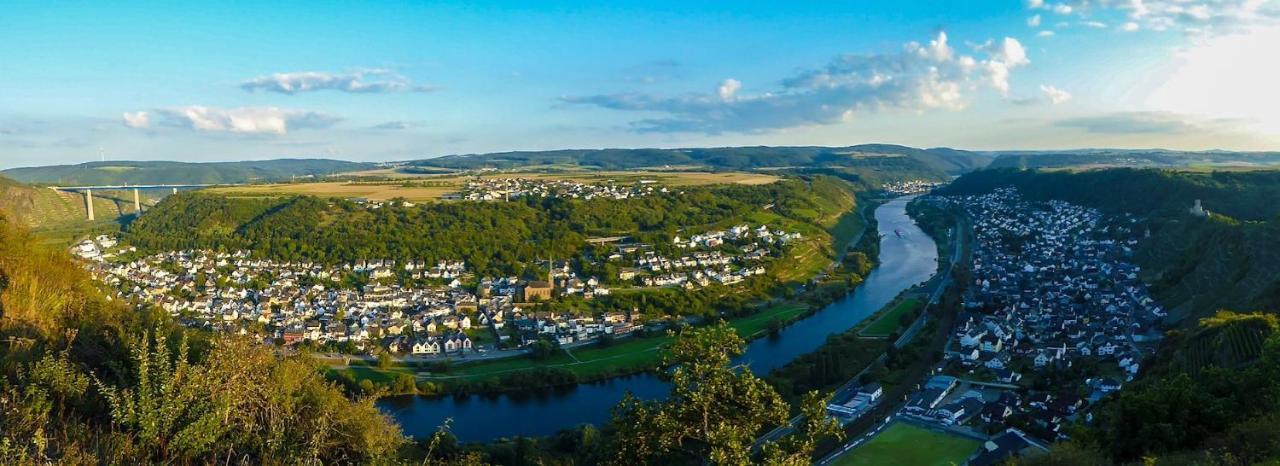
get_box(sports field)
[831,422,981,466]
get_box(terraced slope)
[0,175,134,230]
[1163,312,1277,375]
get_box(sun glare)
[1147,26,1280,135]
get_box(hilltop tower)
[1189,199,1208,218]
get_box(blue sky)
[2,0,1277,168]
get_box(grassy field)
[829,207,868,255]
[831,422,981,466]
[434,302,809,381]
[206,170,779,202]
[207,182,459,202]
[861,298,922,337]
[729,304,808,339]
[347,167,779,185]
[424,334,669,382]
[469,170,779,186]
[335,302,812,385]
[328,364,417,384]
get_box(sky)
[1,0,1278,168]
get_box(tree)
[393,374,418,394]
[94,329,230,458]
[608,321,840,465]
[596,333,616,348]
[529,338,557,361]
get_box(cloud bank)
[563,32,1030,134]
[1055,111,1237,134]
[121,106,341,135]
[1028,0,1279,35]
[240,69,435,94]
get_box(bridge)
[49,184,226,221]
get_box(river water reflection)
[379,196,938,442]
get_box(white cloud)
[1028,14,1042,27]
[1040,84,1072,104]
[1027,0,1045,8]
[1027,0,1279,36]
[1038,30,1056,37]
[240,69,435,94]
[121,111,150,129]
[563,31,1031,133]
[125,106,341,135]
[1081,20,1108,28]
[372,121,413,130]
[977,37,1031,95]
[718,78,742,101]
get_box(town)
[822,187,1163,465]
[453,177,668,201]
[882,179,944,195]
[70,221,801,359]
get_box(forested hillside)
[4,159,374,186]
[940,168,1280,323]
[935,169,1280,465]
[125,176,856,279]
[986,149,1280,171]
[411,144,992,177]
[0,182,849,464]
[0,212,406,464]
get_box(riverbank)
[330,190,878,396]
[816,198,975,462]
[378,195,939,442]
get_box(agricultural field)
[475,170,780,186]
[205,170,780,202]
[206,181,459,202]
[831,422,981,466]
[730,303,809,339]
[1168,315,1276,374]
[3,184,150,245]
[861,298,922,337]
[347,165,779,185]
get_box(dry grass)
[207,171,779,201]
[208,183,460,202]
[469,171,779,186]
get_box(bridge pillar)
[134,188,142,213]
[86,189,95,221]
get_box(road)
[814,210,971,463]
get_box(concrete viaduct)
[49,184,222,221]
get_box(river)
[378,196,938,442]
